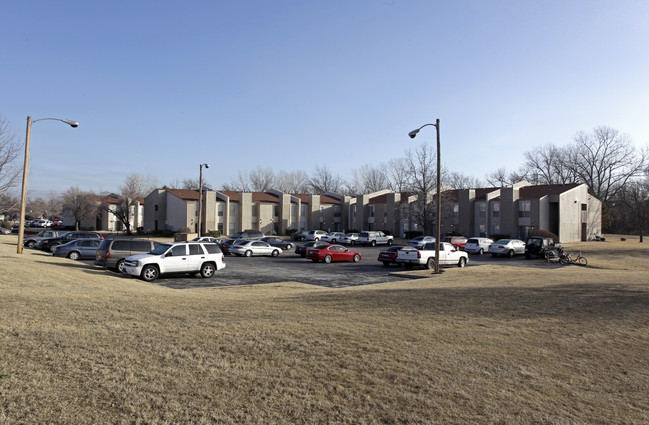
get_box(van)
[230,230,264,240]
[95,238,161,272]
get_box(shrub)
[530,229,559,243]
[178,226,191,234]
[285,228,297,236]
[207,230,221,237]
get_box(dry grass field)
[1,235,648,424]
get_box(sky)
[2,0,649,199]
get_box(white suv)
[122,242,226,282]
[464,237,494,255]
[306,230,328,241]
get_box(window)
[334,205,341,217]
[229,222,235,235]
[154,205,158,211]
[274,205,279,217]
[217,223,224,233]
[519,201,531,217]
[170,245,186,256]
[132,241,151,251]
[301,205,307,216]
[492,202,500,218]
[252,204,257,217]
[188,244,203,255]
[479,202,486,217]
[368,205,374,217]
[581,204,587,211]
[229,203,237,216]
[291,204,297,218]
[218,204,224,217]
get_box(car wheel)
[508,250,514,258]
[245,250,252,257]
[478,248,483,255]
[271,249,279,257]
[26,240,35,248]
[353,254,361,263]
[371,240,376,247]
[68,251,80,260]
[115,259,125,273]
[141,265,159,282]
[383,261,390,267]
[286,244,293,250]
[49,244,59,253]
[426,257,436,270]
[458,257,467,268]
[324,255,332,263]
[200,263,215,278]
[387,239,393,246]
[331,239,336,243]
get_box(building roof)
[519,183,581,199]
[474,188,499,200]
[167,189,199,201]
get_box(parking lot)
[109,244,555,289]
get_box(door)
[163,245,189,272]
[186,243,207,271]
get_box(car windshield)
[495,239,511,244]
[151,244,172,255]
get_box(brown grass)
[1,235,648,424]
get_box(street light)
[198,163,210,237]
[17,116,79,254]
[408,119,441,273]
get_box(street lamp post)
[408,119,441,273]
[198,163,210,237]
[17,116,79,254]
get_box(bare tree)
[62,187,97,230]
[404,143,437,235]
[309,165,344,194]
[485,166,528,187]
[446,171,484,189]
[274,170,311,193]
[611,177,649,242]
[567,126,648,202]
[523,145,578,185]
[385,157,409,193]
[101,174,158,234]
[248,166,275,192]
[350,164,388,194]
[0,115,21,213]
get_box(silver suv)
[122,242,226,282]
[306,230,328,241]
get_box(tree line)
[1,113,647,237]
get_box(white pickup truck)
[396,242,469,270]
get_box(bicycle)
[560,251,588,266]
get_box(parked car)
[377,245,404,267]
[260,236,294,250]
[464,237,494,255]
[357,231,393,246]
[51,220,65,229]
[218,238,237,255]
[122,241,226,282]
[95,238,161,272]
[0,226,12,235]
[291,230,309,241]
[295,241,325,257]
[339,233,359,245]
[229,240,282,257]
[442,236,467,250]
[23,229,64,248]
[306,244,361,263]
[37,231,104,252]
[488,239,526,257]
[53,238,102,260]
[321,232,346,243]
[407,236,436,249]
[525,236,556,258]
[306,230,328,241]
[230,230,264,240]
[192,236,222,243]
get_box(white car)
[229,240,282,257]
[339,233,359,245]
[406,236,436,249]
[488,239,526,257]
[122,241,226,282]
[357,231,393,246]
[464,237,494,255]
[321,232,346,243]
[306,230,328,241]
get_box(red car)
[306,244,361,263]
[442,236,467,250]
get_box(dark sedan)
[295,241,325,257]
[260,237,294,250]
[377,245,405,267]
[291,230,308,241]
[218,238,237,255]
[53,239,102,260]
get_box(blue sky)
[3,0,648,199]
